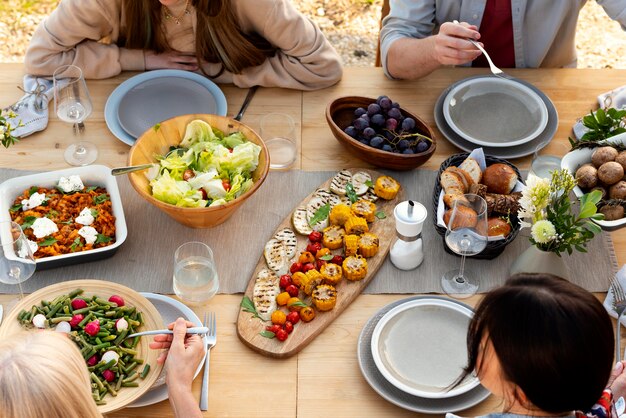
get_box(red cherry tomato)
[284,321,294,334]
[275,329,289,341]
[286,284,299,297]
[279,275,292,289]
[222,179,231,191]
[330,255,344,265]
[290,262,303,274]
[308,231,322,243]
[306,242,322,253]
[301,263,316,273]
[200,189,208,200]
[316,260,326,271]
[286,311,300,325]
[266,324,281,334]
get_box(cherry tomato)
[330,255,344,265]
[286,284,299,297]
[271,310,287,325]
[284,321,294,334]
[183,169,195,181]
[266,324,281,334]
[316,259,326,271]
[300,307,316,322]
[286,311,300,324]
[316,248,331,259]
[308,231,322,243]
[200,189,208,200]
[279,275,292,289]
[306,242,322,253]
[275,329,289,341]
[222,179,231,191]
[290,262,303,274]
[228,148,234,153]
[287,297,304,311]
[301,263,316,273]
[298,251,315,264]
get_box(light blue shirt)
[380,0,626,77]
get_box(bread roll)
[459,157,482,184]
[483,163,518,194]
[443,192,468,208]
[440,169,466,193]
[447,166,474,189]
[487,217,511,237]
[443,205,478,229]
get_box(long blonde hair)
[0,331,102,418]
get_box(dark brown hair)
[461,273,613,413]
[121,0,275,75]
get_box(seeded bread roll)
[483,163,518,194]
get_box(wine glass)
[0,221,36,305]
[441,194,488,299]
[53,64,97,166]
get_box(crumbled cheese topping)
[31,217,59,239]
[78,226,98,245]
[21,192,46,211]
[75,208,95,226]
[57,175,84,193]
[17,239,38,258]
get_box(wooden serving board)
[236,169,404,358]
[0,279,164,414]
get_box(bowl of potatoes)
[561,132,626,230]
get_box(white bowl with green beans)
[0,279,163,413]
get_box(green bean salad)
[17,288,150,405]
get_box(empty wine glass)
[0,221,36,302]
[53,64,97,166]
[441,194,488,299]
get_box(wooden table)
[0,64,624,417]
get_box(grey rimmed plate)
[357,296,491,414]
[434,76,558,159]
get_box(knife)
[0,304,3,326]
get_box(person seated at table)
[380,1,626,80]
[24,0,343,90]
[449,273,626,418]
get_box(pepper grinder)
[390,200,427,270]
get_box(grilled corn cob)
[343,255,368,281]
[329,204,352,226]
[345,215,369,235]
[344,234,359,256]
[320,263,342,285]
[358,233,380,258]
[374,176,400,200]
[301,269,324,295]
[322,225,345,250]
[312,285,337,311]
[351,200,376,222]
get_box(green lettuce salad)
[149,120,262,208]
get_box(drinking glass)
[53,65,97,166]
[528,155,562,180]
[173,242,219,304]
[260,113,297,169]
[441,194,488,299]
[0,221,36,301]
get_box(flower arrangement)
[518,169,604,255]
[0,109,20,148]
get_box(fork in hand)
[452,20,512,80]
[200,312,217,411]
[611,278,626,362]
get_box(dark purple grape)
[376,95,388,104]
[367,103,381,116]
[363,127,376,139]
[369,136,384,149]
[359,114,370,123]
[379,97,392,111]
[397,139,409,150]
[358,139,369,145]
[354,107,367,118]
[353,118,369,130]
[344,126,358,138]
[402,148,415,154]
[387,108,402,120]
[392,102,400,109]
[385,118,398,131]
[382,144,393,152]
[384,131,395,141]
[401,117,416,131]
[416,141,430,153]
[371,114,385,127]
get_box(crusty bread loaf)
[459,157,482,184]
[440,169,466,193]
[483,163,517,194]
[447,166,475,189]
[443,192,469,208]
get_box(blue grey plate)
[434,75,559,159]
[105,70,227,146]
[357,296,491,414]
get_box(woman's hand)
[432,21,483,66]
[144,51,199,71]
[608,361,626,400]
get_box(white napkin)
[603,264,626,326]
[572,85,626,140]
[3,75,54,138]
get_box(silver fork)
[453,20,512,80]
[611,278,626,362]
[200,312,217,411]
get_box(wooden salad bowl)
[128,114,269,228]
[326,96,436,171]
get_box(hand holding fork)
[611,278,626,362]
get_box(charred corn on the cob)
[320,262,342,285]
[343,255,368,281]
[344,234,359,256]
[358,232,380,258]
[312,284,337,311]
[345,215,369,235]
[322,225,345,250]
[374,176,400,200]
[351,199,376,222]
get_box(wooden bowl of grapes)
[326,96,436,171]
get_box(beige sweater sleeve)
[227,0,343,90]
[24,0,144,79]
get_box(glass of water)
[529,155,562,180]
[260,113,297,170]
[173,242,219,304]
[0,221,36,301]
[53,64,97,166]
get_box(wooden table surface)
[0,63,623,417]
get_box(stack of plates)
[357,296,490,413]
[435,76,559,159]
[105,70,227,146]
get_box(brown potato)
[599,205,625,221]
[610,181,626,200]
[616,151,626,172]
[575,164,598,189]
[592,146,619,168]
[598,161,624,185]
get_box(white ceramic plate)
[358,296,490,413]
[443,77,548,147]
[105,70,227,146]
[371,298,479,399]
[129,293,207,408]
[0,165,127,269]
[434,76,559,159]
[560,132,626,231]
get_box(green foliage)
[570,108,626,148]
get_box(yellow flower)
[531,220,556,244]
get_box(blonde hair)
[0,331,102,418]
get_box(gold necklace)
[163,0,190,25]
